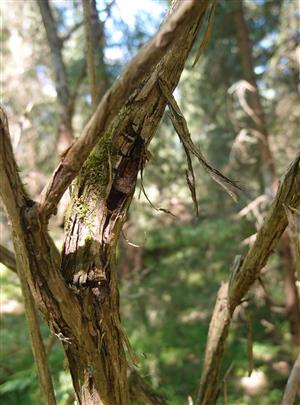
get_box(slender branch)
[128,369,166,404]
[0,249,56,404]
[284,205,300,281]
[82,0,98,111]
[18,272,57,405]
[100,0,116,18]
[38,0,211,220]
[0,110,56,404]
[197,153,300,404]
[0,105,83,340]
[0,244,16,272]
[282,353,300,405]
[61,21,83,43]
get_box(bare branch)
[0,244,16,272]
[282,353,300,405]
[284,204,300,282]
[0,110,56,403]
[61,21,83,43]
[0,249,56,404]
[0,105,83,341]
[128,369,166,404]
[19,274,57,405]
[197,152,300,404]
[38,0,210,220]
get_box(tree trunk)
[61,2,210,399]
[1,1,211,403]
[233,0,300,347]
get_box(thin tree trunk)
[37,0,74,152]
[233,0,300,347]
[82,0,98,111]
[1,1,211,403]
[61,2,210,400]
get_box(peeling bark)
[0,112,56,405]
[197,153,300,404]
[1,1,212,403]
[61,1,210,401]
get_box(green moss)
[80,136,117,194]
[73,196,89,220]
[64,194,92,232]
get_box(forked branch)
[38,0,211,220]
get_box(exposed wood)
[60,1,211,401]
[197,153,300,404]
[0,244,164,403]
[38,0,210,221]
[1,1,213,403]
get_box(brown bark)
[61,2,210,401]
[0,117,56,405]
[197,153,300,404]
[233,0,300,347]
[38,0,210,220]
[0,244,165,404]
[1,1,212,403]
[37,0,113,153]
